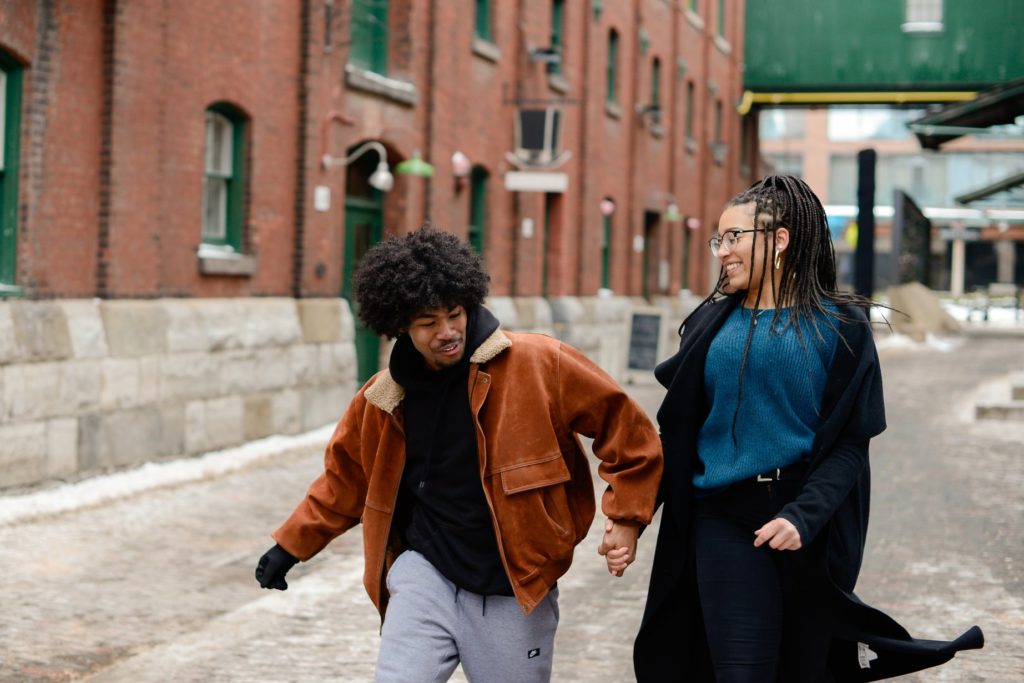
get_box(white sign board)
[505,171,569,193]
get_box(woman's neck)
[744,288,776,309]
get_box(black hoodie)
[388,305,513,596]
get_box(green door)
[343,197,383,384]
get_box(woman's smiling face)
[715,203,766,293]
[714,202,789,303]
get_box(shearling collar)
[364,328,512,414]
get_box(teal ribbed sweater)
[694,306,838,491]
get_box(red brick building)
[1,0,752,302]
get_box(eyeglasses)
[708,228,774,256]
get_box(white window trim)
[202,112,234,243]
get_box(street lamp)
[322,140,395,192]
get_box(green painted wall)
[745,1,1024,91]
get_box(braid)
[679,174,881,441]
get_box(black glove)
[255,543,299,590]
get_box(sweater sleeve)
[555,342,664,525]
[272,394,369,560]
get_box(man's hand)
[597,519,640,577]
[753,517,802,551]
[255,544,299,590]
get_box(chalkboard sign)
[627,312,662,371]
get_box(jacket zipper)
[468,365,525,610]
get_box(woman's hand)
[753,517,802,551]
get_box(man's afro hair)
[353,226,490,339]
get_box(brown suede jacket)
[272,328,663,617]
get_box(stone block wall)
[489,291,701,382]
[0,298,357,489]
[1,293,702,491]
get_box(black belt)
[752,462,807,483]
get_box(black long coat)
[633,295,983,682]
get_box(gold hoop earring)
[774,250,782,270]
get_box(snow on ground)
[0,425,334,527]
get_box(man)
[255,227,662,682]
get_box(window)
[350,0,389,74]
[202,106,246,251]
[600,204,614,290]
[606,29,618,104]
[685,81,695,143]
[651,57,661,110]
[711,99,726,165]
[0,55,22,290]
[827,107,923,141]
[827,153,951,207]
[468,166,488,255]
[764,153,804,177]
[903,0,943,31]
[550,0,564,75]
[716,0,725,37]
[714,99,723,143]
[475,0,492,42]
[759,108,806,140]
[689,0,699,15]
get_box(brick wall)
[1,0,750,301]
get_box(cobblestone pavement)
[1,335,1021,681]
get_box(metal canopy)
[909,78,1024,149]
[955,171,1024,207]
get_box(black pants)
[693,479,831,683]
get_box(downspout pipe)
[291,0,311,298]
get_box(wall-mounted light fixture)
[451,151,471,193]
[321,139,394,192]
[663,201,683,223]
[395,150,435,178]
[637,103,662,129]
[599,198,616,216]
[528,46,562,74]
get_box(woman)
[633,176,982,682]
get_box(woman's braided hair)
[684,175,877,440]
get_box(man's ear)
[774,226,790,253]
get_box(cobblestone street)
[1,335,1021,682]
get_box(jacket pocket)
[499,453,572,494]
[497,453,575,548]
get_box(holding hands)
[598,518,641,577]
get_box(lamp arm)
[322,140,387,170]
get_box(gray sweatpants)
[375,550,560,683]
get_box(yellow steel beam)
[737,90,977,115]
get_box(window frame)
[606,29,619,104]
[474,0,492,42]
[0,54,23,291]
[651,57,661,109]
[601,211,613,290]
[685,80,695,144]
[349,0,390,75]
[202,105,246,252]
[468,166,488,255]
[550,0,565,75]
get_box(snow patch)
[0,425,335,527]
